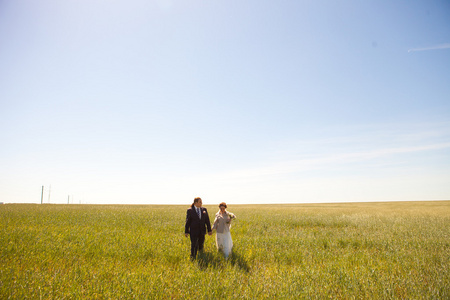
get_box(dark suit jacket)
[185,206,212,235]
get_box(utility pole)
[41,186,44,204]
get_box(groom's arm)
[205,209,212,234]
[185,209,191,236]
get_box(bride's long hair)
[191,197,202,208]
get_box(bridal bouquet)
[226,212,236,223]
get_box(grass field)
[1,201,449,299]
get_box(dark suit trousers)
[190,232,205,258]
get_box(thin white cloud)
[212,142,450,181]
[408,43,450,52]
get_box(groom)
[185,197,212,259]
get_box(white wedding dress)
[213,211,235,258]
[216,226,233,258]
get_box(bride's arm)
[212,215,219,230]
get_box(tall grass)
[1,201,449,299]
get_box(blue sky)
[1,0,449,205]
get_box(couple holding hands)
[184,197,236,259]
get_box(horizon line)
[3,199,449,206]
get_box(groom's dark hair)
[191,197,202,208]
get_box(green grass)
[1,201,449,299]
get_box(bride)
[212,202,236,258]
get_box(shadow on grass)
[228,250,250,272]
[196,251,222,270]
[196,249,250,272]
